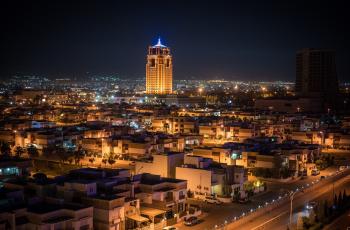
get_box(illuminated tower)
[146,38,173,94]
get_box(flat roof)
[27,203,89,214]
[141,207,166,217]
[44,216,73,224]
[127,214,149,222]
[89,194,124,201]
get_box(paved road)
[175,167,338,230]
[226,168,350,230]
[244,174,350,230]
[175,167,348,230]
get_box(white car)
[311,169,320,176]
[162,227,178,230]
[204,196,222,204]
[339,166,347,171]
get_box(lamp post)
[289,191,297,229]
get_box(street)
[175,167,349,230]
[226,168,350,230]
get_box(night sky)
[0,0,349,81]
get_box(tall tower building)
[296,48,339,109]
[146,38,173,94]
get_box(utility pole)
[289,191,297,229]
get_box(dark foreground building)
[296,48,339,111]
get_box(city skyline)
[0,0,349,82]
[1,1,350,230]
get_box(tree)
[328,206,333,218]
[316,200,325,221]
[27,145,39,158]
[42,146,55,158]
[233,190,240,201]
[333,194,338,209]
[14,146,25,158]
[342,189,348,205]
[89,158,95,165]
[338,191,344,210]
[108,158,116,167]
[308,209,316,224]
[0,141,11,156]
[187,189,193,198]
[301,216,311,229]
[324,200,329,218]
[33,173,47,183]
[73,147,85,165]
[56,147,68,163]
[150,148,157,155]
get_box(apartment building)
[135,152,185,178]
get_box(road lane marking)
[250,211,288,230]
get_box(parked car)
[237,197,250,204]
[311,169,320,176]
[162,227,178,230]
[339,166,347,171]
[204,196,222,204]
[184,216,199,226]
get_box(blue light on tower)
[154,37,166,47]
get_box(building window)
[150,59,156,67]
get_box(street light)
[288,188,304,229]
[289,191,297,228]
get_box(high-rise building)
[296,48,339,109]
[146,38,173,94]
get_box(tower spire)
[154,37,166,47]
[157,37,162,46]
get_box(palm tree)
[14,146,25,158]
[42,146,55,159]
[0,141,11,156]
[102,158,107,167]
[108,157,116,167]
[89,158,95,165]
[26,145,39,171]
[56,147,69,163]
[27,145,39,158]
[73,146,85,165]
[33,173,47,184]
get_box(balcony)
[165,196,174,202]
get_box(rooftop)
[152,37,166,48]
[27,203,89,214]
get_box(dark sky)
[0,0,349,81]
